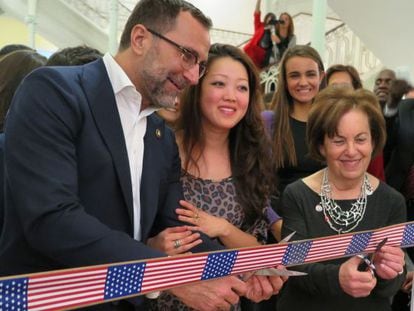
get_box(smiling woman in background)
[268,45,326,194]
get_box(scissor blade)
[375,237,388,252]
[279,231,296,243]
[369,237,388,263]
[254,267,307,277]
[247,231,301,280]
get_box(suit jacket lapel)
[140,115,166,240]
[81,59,134,224]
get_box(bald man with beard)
[373,69,396,110]
[372,69,396,172]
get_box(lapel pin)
[155,128,162,139]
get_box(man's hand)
[244,265,286,302]
[244,274,284,302]
[146,226,201,255]
[169,276,247,311]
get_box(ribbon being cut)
[1,221,414,311]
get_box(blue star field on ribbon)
[402,223,414,247]
[281,241,312,265]
[345,232,373,255]
[201,251,238,280]
[104,263,146,299]
[0,278,28,311]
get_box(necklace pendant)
[319,168,370,234]
[315,204,323,212]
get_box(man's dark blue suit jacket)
[0,60,219,287]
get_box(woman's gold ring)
[194,213,200,222]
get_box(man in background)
[46,45,103,66]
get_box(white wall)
[189,0,256,34]
[328,0,414,83]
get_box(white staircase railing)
[57,1,382,92]
[258,23,383,93]
[61,0,252,49]
[325,23,382,80]
[260,65,279,94]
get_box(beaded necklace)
[318,168,373,234]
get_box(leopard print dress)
[149,173,270,311]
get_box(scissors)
[243,231,308,279]
[357,237,388,276]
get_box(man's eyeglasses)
[147,28,207,78]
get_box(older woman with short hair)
[277,86,406,311]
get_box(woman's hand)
[177,200,229,238]
[339,256,377,297]
[271,33,281,44]
[373,245,405,279]
[147,226,202,256]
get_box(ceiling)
[118,0,340,35]
[1,0,412,82]
[328,0,414,82]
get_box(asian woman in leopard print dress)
[147,43,283,310]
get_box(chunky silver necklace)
[318,168,373,234]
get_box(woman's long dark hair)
[178,43,275,227]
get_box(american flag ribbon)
[1,221,414,311]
